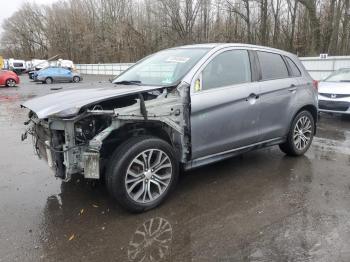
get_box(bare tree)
[298,0,321,55]
[340,0,350,54]
[1,0,350,62]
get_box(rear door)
[190,49,261,159]
[256,51,300,141]
[61,68,73,82]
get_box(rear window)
[257,51,289,80]
[285,56,301,77]
[63,68,71,73]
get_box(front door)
[190,49,261,159]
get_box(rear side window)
[201,50,251,90]
[257,51,289,80]
[285,56,301,77]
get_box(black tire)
[72,76,80,83]
[5,78,16,87]
[106,136,179,213]
[45,77,53,84]
[279,110,315,156]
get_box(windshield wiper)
[114,80,142,85]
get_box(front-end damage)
[22,82,191,181]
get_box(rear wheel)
[72,76,80,83]
[45,77,53,84]
[5,78,16,87]
[106,136,179,213]
[279,110,315,156]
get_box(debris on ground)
[68,234,75,241]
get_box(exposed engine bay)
[22,83,190,181]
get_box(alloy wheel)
[125,149,172,204]
[6,79,16,87]
[293,115,312,151]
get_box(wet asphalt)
[0,75,350,262]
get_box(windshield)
[324,69,350,82]
[112,48,210,86]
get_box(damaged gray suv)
[22,44,318,212]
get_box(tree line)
[0,0,349,63]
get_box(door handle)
[288,84,297,92]
[246,93,259,101]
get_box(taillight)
[312,80,318,91]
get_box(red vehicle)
[0,70,20,87]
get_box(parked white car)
[318,68,350,114]
[56,59,74,69]
[8,58,26,74]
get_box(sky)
[0,0,58,27]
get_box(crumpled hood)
[21,85,163,119]
[318,81,350,94]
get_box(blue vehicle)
[34,67,82,84]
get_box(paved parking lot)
[1,75,350,262]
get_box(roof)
[175,43,295,56]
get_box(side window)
[201,50,251,90]
[285,56,301,77]
[257,51,289,80]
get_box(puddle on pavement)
[0,93,36,102]
[28,149,350,262]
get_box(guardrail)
[76,56,350,80]
[300,56,350,80]
[75,63,133,76]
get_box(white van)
[8,58,26,74]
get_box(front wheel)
[279,110,315,156]
[106,136,179,213]
[45,77,53,84]
[6,78,16,87]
